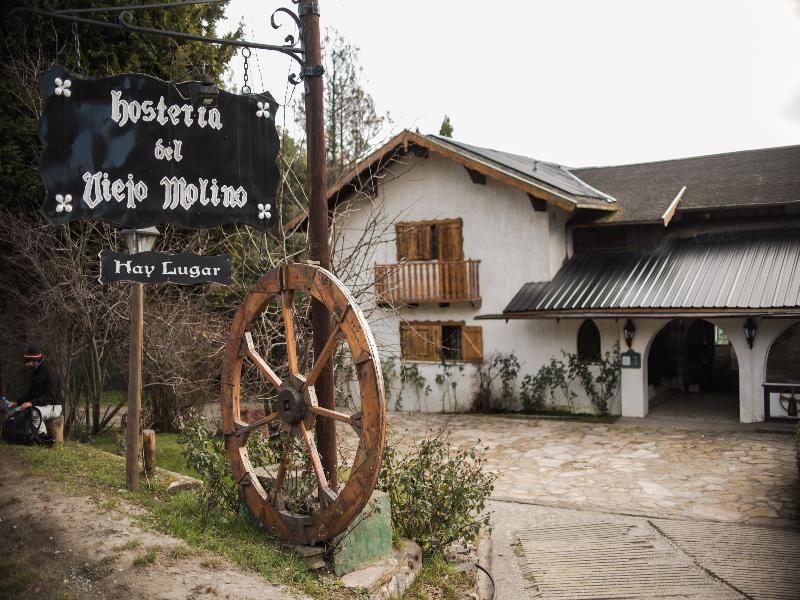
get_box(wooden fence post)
[142,429,156,476]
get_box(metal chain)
[72,21,81,71]
[241,47,251,94]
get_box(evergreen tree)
[439,115,454,138]
[296,28,387,184]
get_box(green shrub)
[473,351,521,412]
[519,345,621,416]
[378,430,497,553]
[175,409,276,524]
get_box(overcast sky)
[220,0,800,167]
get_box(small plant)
[567,343,621,416]
[496,352,521,410]
[435,360,464,412]
[519,346,621,415]
[378,430,497,553]
[399,363,431,411]
[175,410,240,522]
[472,352,521,412]
[133,546,160,567]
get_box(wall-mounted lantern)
[743,318,757,349]
[623,319,636,349]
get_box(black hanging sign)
[99,251,231,285]
[39,65,280,230]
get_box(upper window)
[395,219,464,261]
[766,322,800,384]
[577,320,601,362]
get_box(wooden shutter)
[396,223,431,260]
[416,224,433,260]
[400,322,441,361]
[396,224,410,260]
[462,326,483,362]
[437,219,464,261]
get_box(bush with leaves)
[378,430,497,553]
[520,347,621,415]
[472,352,521,412]
[175,409,277,526]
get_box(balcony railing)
[374,260,481,305]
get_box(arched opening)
[646,318,739,421]
[577,319,601,362]
[764,322,800,419]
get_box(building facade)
[331,131,800,423]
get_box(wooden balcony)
[374,260,481,305]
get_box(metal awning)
[478,229,800,320]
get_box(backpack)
[2,407,54,446]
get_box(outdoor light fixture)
[191,78,219,107]
[122,227,160,254]
[743,318,757,349]
[623,319,636,348]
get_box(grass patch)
[133,546,161,567]
[171,544,196,559]
[112,539,142,552]
[91,430,199,478]
[404,553,475,600]
[100,389,126,407]
[0,561,38,599]
[6,441,353,599]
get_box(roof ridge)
[572,143,800,172]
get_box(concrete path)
[387,413,800,599]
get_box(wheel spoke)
[235,412,280,438]
[298,420,337,507]
[306,405,358,427]
[302,306,350,391]
[281,291,299,376]
[243,332,282,389]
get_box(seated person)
[12,346,62,433]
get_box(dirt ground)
[0,460,306,600]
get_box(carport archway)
[646,318,739,421]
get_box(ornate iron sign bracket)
[9,0,324,85]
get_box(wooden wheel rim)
[221,263,386,545]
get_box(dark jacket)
[18,360,61,407]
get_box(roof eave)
[329,130,622,214]
[477,307,800,320]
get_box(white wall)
[334,152,586,412]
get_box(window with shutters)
[395,219,464,261]
[399,321,483,362]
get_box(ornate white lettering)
[82,171,147,209]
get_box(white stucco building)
[330,131,800,423]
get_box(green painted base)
[332,490,393,576]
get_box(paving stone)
[387,413,799,525]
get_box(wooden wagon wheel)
[221,263,386,545]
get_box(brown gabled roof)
[328,130,618,212]
[572,145,800,224]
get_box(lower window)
[399,321,483,362]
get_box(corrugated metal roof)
[503,229,800,315]
[428,135,616,206]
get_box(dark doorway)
[647,319,739,420]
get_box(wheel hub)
[278,385,306,425]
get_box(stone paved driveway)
[387,413,799,526]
